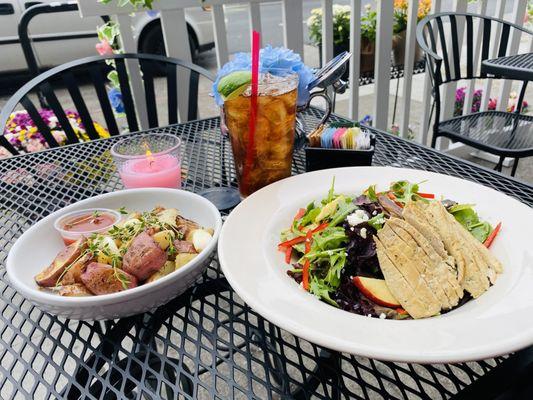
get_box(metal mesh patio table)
[1,109,533,399]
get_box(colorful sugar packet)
[308,122,372,150]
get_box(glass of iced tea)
[221,73,299,198]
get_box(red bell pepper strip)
[484,222,502,248]
[284,246,292,264]
[302,259,310,290]
[312,222,329,234]
[417,192,435,199]
[396,307,408,315]
[278,235,306,250]
[278,222,329,250]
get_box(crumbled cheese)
[379,313,386,319]
[372,210,378,216]
[366,314,372,317]
[360,227,367,239]
[347,209,369,226]
[350,227,355,231]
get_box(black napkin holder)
[304,134,376,172]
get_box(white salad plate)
[218,166,533,363]
[6,188,222,320]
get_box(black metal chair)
[0,53,215,156]
[416,12,533,176]
[19,2,109,80]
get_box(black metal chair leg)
[511,157,520,177]
[494,156,505,172]
[430,132,438,148]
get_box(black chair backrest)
[19,2,109,80]
[416,12,533,126]
[417,12,533,86]
[0,53,215,156]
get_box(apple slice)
[353,276,401,308]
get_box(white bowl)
[6,188,222,320]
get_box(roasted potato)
[94,235,121,266]
[80,262,137,295]
[145,261,175,283]
[152,230,175,250]
[122,232,167,280]
[35,238,87,287]
[60,252,93,285]
[175,253,197,269]
[189,229,213,252]
[157,208,179,227]
[58,284,93,297]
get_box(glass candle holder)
[111,134,182,189]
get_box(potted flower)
[2,109,109,158]
[392,0,431,66]
[307,4,377,75]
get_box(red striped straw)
[241,30,260,195]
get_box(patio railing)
[77,0,531,146]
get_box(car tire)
[139,22,199,60]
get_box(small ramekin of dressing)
[54,208,121,245]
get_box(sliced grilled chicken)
[413,201,502,298]
[387,218,463,307]
[374,236,441,319]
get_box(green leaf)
[312,227,348,251]
[365,184,378,202]
[389,180,423,204]
[325,177,336,204]
[329,201,357,227]
[451,208,479,229]
[367,212,386,230]
[107,70,120,88]
[448,203,476,213]
[447,204,493,243]
[298,208,320,228]
[323,250,346,288]
[309,277,338,307]
[470,221,492,243]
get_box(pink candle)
[119,154,181,189]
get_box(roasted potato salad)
[36,206,213,296]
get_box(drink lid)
[307,51,351,90]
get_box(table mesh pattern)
[1,111,532,400]
[439,111,533,154]
[488,53,533,70]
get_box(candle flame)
[143,142,155,166]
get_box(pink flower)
[488,98,497,111]
[96,40,114,56]
[24,138,47,153]
[0,146,11,159]
[52,130,67,145]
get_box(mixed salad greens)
[278,179,502,318]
